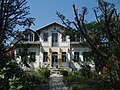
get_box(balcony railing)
[70,41,86,44]
[22,41,40,44]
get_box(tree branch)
[73,4,107,57]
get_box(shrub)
[44,69,50,78]
[42,69,50,78]
[25,69,50,87]
[60,70,68,76]
[9,72,35,90]
[72,84,90,90]
[63,70,113,90]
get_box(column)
[58,48,62,68]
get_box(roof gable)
[36,22,66,32]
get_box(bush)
[72,84,90,90]
[9,72,36,90]
[26,69,50,84]
[60,70,68,76]
[63,71,113,90]
[39,68,50,78]
[44,69,50,78]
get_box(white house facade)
[14,22,91,70]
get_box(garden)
[61,69,113,90]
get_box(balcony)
[70,41,80,44]
[70,40,88,47]
[22,41,40,44]
[70,40,86,44]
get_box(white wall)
[70,47,91,70]
[28,48,40,69]
[61,48,70,67]
[15,23,91,70]
[40,25,70,47]
[71,48,90,61]
[14,47,40,69]
[39,25,71,68]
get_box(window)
[43,33,48,41]
[30,33,33,41]
[83,52,89,62]
[43,52,48,62]
[25,34,28,41]
[62,52,66,62]
[25,33,34,41]
[62,35,66,42]
[75,35,80,42]
[29,52,36,62]
[74,52,79,60]
[80,34,84,42]
[52,33,58,47]
[70,34,80,42]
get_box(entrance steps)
[50,68,60,75]
[50,67,72,75]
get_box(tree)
[0,0,35,89]
[57,0,120,89]
[0,0,35,48]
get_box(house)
[14,22,91,70]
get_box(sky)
[26,0,120,30]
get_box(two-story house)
[14,22,91,70]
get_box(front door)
[52,52,58,68]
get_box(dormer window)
[25,33,34,41]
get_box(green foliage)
[0,58,47,90]
[16,44,36,68]
[72,84,89,90]
[44,69,50,78]
[64,71,112,90]
[26,69,50,84]
[8,69,50,90]
[9,76,24,90]
[80,65,92,78]
[0,0,35,89]
[60,70,68,76]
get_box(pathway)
[49,74,68,90]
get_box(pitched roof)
[36,22,66,32]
